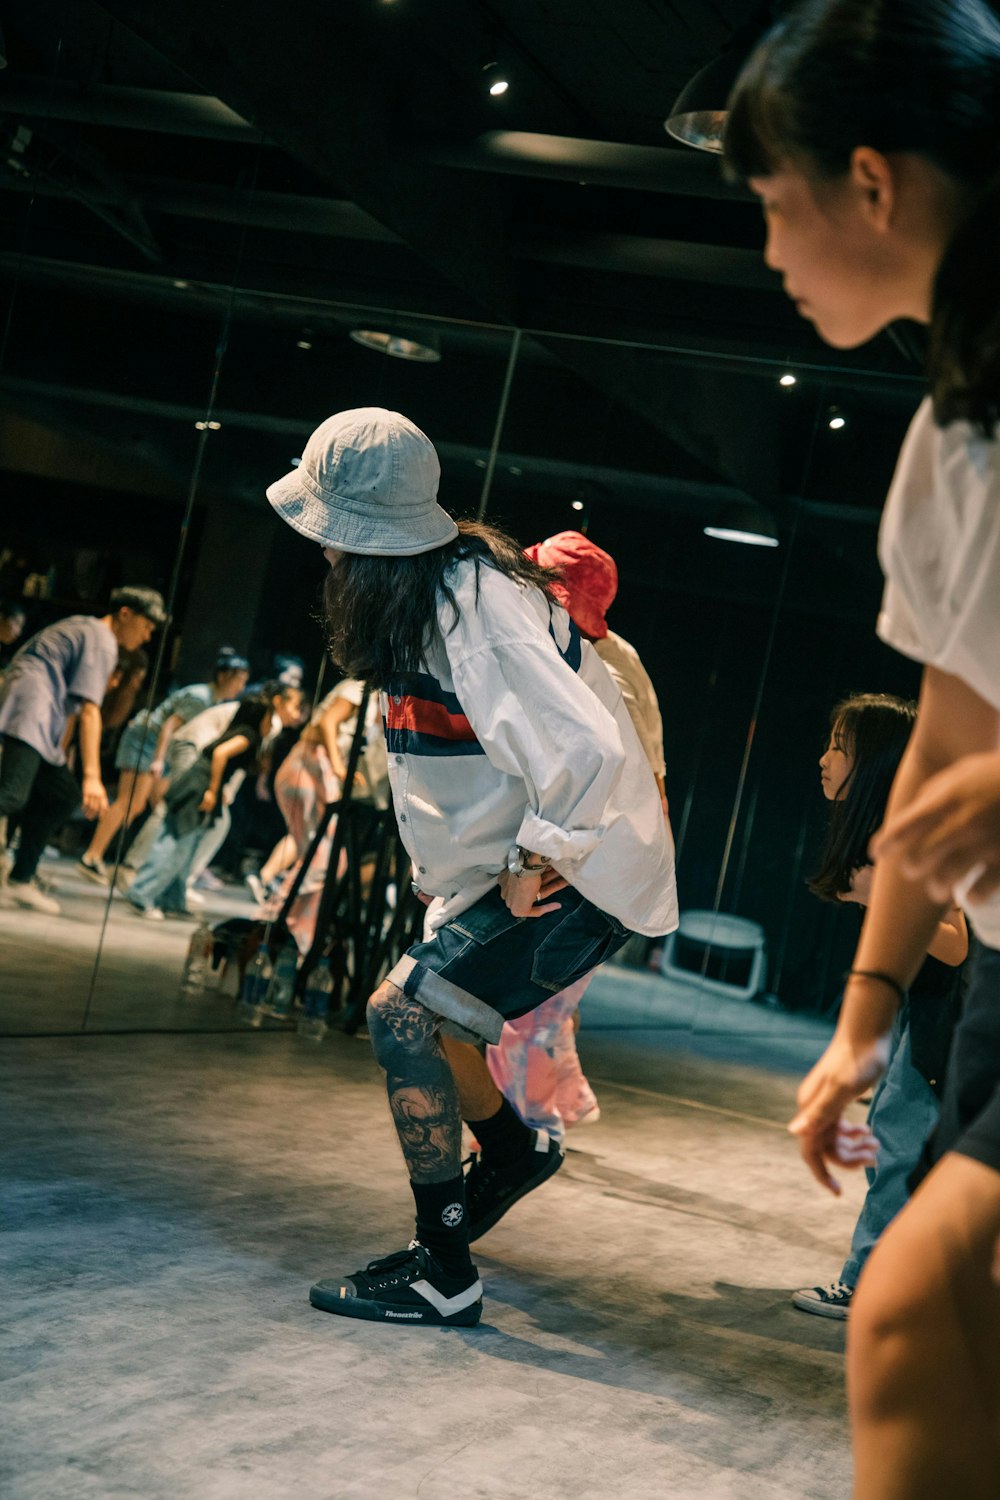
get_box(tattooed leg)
[367,980,462,1183]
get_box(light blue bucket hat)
[266,407,459,557]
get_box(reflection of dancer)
[268,407,677,1326]
[486,531,670,1141]
[256,679,389,953]
[793,694,967,1320]
[107,651,250,882]
[727,4,1000,1490]
[126,684,301,920]
[0,587,164,915]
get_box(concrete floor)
[1,873,867,1499]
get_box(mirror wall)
[0,4,924,1037]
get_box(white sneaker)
[8,880,62,916]
[245,873,266,906]
[186,888,205,908]
[127,900,164,922]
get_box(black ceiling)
[0,0,925,558]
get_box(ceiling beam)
[0,76,256,140]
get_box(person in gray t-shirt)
[0,585,165,914]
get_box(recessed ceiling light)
[571,499,585,512]
[349,328,441,363]
[828,409,846,430]
[779,372,797,387]
[482,61,509,96]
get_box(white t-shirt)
[594,630,666,779]
[877,395,1000,944]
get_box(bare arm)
[793,666,998,1190]
[319,695,360,783]
[78,701,109,818]
[199,734,250,812]
[152,711,185,771]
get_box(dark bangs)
[723,32,796,182]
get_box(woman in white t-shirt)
[725,3,1000,1492]
[255,678,387,952]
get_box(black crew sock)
[467,1095,534,1167]
[410,1173,473,1278]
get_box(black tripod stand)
[272,686,424,1032]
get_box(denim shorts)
[921,942,1000,1178]
[386,884,632,1045]
[114,717,158,773]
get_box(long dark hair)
[724,0,1000,432]
[808,692,916,902]
[321,519,562,688]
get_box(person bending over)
[267,406,678,1328]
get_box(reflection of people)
[0,599,27,676]
[104,651,250,883]
[125,683,301,920]
[793,694,968,1320]
[726,4,1000,1490]
[0,587,164,914]
[268,406,677,1327]
[485,531,671,1141]
[253,678,389,953]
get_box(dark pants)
[0,738,81,883]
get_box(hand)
[150,755,165,778]
[872,750,1000,906]
[199,788,217,814]
[789,1031,891,1193]
[498,863,568,918]
[81,775,108,820]
[839,864,874,905]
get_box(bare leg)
[259,832,298,886]
[367,980,462,1183]
[849,1151,1000,1500]
[441,1034,503,1121]
[85,770,152,862]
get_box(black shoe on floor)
[465,1130,564,1242]
[310,1242,483,1327]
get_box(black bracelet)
[846,969,906,1005]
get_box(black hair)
[320,519,562,689]
[808,691,917,902]
[724,0,1000,432]
[0,598,26,620]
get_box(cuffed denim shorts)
[387,884,632,1045]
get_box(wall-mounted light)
[349,328,441,363]
[704,499,779,547]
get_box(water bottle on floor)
[298,957,335,1042]
[237,948,272,1027]
[180,919,213,994]
[266,940,299,1019]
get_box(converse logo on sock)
[441,1202,464,1228]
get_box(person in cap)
[483,531,671,1142]
[0,586,165,914]
[268,407,678,1328]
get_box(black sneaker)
[310,1242,482,1327]
[792,1280,854,1320]
[465,1130,564,1242]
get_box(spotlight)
[349,328,441,363]
[571,499,585,512]
[482,61,509,97]
[828,407,846,430]
[779,372,797,387]
[704,499,779,548]
[296,338,313,351]
[173,279,190,290]
[194,419,222,431]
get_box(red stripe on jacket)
[385,697,479,743]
